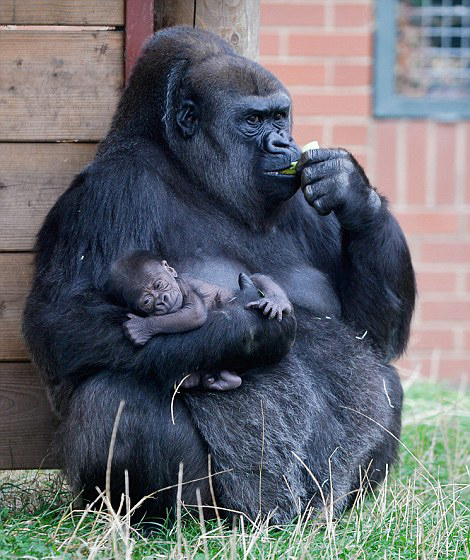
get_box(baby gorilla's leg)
[202,371,242,391]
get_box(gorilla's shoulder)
[72,144,163,198]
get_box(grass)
[0,377,468,559]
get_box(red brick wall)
[260,0,469,383]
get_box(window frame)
[374,0,470,120]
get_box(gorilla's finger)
[245,301,260,309]
[263,303,273,315]
[219,370,242,386]
[252,299,266,310]
[303,179,331,204]
[303,183,336,215]
[269,306,278,320]
[238,272,255,290]
[300,158,352,188]
[297,148,349,172]
[312,197,333,216]
[181,373,201,388]
[205,371,242,391]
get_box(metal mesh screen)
[396,0,470,98]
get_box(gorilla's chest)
[177,240,341,317]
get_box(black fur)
[22,26,415,523]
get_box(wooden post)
[125,0,155,82]
[155,0,260,60]
[155,0,195,30]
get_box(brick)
[435,124,456,204]
[395,212,460,235]
[396,356,432,377]
[260,32,280,56]
[416,271,457,293]
[332,63,370,86]
[333,4,372,27]
[466,123,470,204]
[292,124,325,147]
[466,272,470,292]
[398,355,469,383]
[331,124,368,146]
[261,4,324,27]
[408,329,454,351]
[421,301,470,322]
[375,122,397,203]
[288,34,371,57]
[405,121,428,205]
[421,242,470,264]
[292,93,370,117]
[353,152,368,170]
[264,62,326,86]
[437,357,469,380]
[463,330,470,350]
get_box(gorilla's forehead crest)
[190,56,284,98]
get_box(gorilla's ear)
[161,260,178,277]
[176,100,200,138]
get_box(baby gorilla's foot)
[180,372,202,389]
[202,370,242,391]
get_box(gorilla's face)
[230,91,301,197]
[172,58,302,223]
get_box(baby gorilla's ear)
[161,260,178,277]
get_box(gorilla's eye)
[247,114,262,125]
[274,112,286,121]
[142,296,153,308]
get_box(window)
[374,0,470,119]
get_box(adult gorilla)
[23,27,415,522]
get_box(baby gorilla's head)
[106,250,183,315]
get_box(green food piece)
[279,163,297,175]
[279,140,319,175]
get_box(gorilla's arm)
[23,164,296,399]
[297,149,415,360]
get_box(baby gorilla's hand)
[245,297,290,322]
[123,313,152,346]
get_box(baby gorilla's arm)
[245,274,293,321]
[123,290,208,346]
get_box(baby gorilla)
[105,250,292,391]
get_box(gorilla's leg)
[345,364,403,509]
[185,319,404,522]
[57,373,212,522]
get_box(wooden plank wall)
[0,0,125,469]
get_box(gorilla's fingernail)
[305,185,313,198]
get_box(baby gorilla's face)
[135,260,183,315]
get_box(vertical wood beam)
[155,0,260,61]
[155,0,195,30]
[125,0,155,82]
[195,0,260,60]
